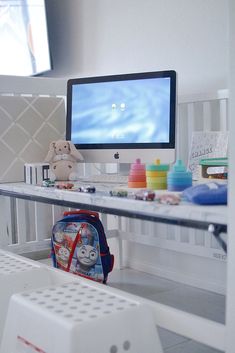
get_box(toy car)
[134,189,155,201]
[56,182,74,190]
[157,193,180,205]
[78,186,96,193]
[109,189,128,197]
[42,179,55,187]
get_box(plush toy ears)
[45,140,84,162]
[68,141,84,161]
[50,141,56,149]
[44,141,57,162]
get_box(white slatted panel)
[51,205,68,225]
[177,89,229,163]
[34,202,53,241]
[187,102,196,143]
[202,101,212,131]
[0,196,11,247]
[219,99,228,131]
[15,199,28,246]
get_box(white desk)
[0,182,227,251]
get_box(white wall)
[45,0,229,95]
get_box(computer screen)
[66,70,176,164]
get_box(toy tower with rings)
[146,159,169,190]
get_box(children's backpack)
[51,210,114,284]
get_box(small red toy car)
[56,183,74,190]
[134,189,155,201]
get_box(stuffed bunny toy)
[45,140,83,181]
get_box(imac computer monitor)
[66,70,176,164]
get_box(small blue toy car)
[78,186,96,193]
[42,179,55,187]
[109,189,128,197]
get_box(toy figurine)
[45,140,83,181]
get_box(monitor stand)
[105,162,130,176]
[79,162,130,184]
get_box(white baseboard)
[124,251,226,295]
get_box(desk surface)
[0,183,227,234]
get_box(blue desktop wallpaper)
[71,77,171,144]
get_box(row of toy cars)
[42,179,96,193]
[110,188,181,205]
[41,179,180,205]
[41,178,227,206]
[110,184,227,205]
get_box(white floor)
[39,259,224,352]
[108,268,224,353]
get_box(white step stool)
[0,250,54,343]
[1,279,163,353]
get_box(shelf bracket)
[208,224,227,253]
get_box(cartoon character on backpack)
[53,230,73,268]
[75,223,102,278]
[57,246,70,267]
[76,244,99,275]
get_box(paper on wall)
[187,131,228,180]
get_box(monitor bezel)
[66,70,176,154]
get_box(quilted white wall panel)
[0,95,65,182]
